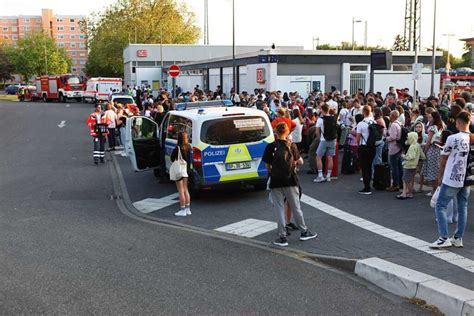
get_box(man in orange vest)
[87,104,110,164]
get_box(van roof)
[168,106,267,122]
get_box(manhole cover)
[49,190,113,201]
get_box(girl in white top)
[290,108,304,147]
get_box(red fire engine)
[35,74,85,102]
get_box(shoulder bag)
[169,147,188,181]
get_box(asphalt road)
[0,100,430,314]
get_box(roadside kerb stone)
[355,257,474,316]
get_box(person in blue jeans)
[385,111,403,192]
[430,111,471,249]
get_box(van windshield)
[113,97,134,104]
[200,116,270,145]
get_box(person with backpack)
[385,110,403,192]
[314,104,338,183]
[262,122,317,247]
[356,106,378,195]
[430,111,471,249]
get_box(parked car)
[455,67,474,76]
[5,84,20,95]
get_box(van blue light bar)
[175,100,233,111]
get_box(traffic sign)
[412,63,423,81]
[169,64,180,77]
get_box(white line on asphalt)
[301,194,474,273]
[132,193,179,214]
[66,104,70,107]
[57,120,66,128]
[215,218,277,238]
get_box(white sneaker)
[326,176,331,182]
[450,237,463,248]
[186,207,192,215]
[429,237,452,249]
[174,209,187,217]
[313,176,326,183]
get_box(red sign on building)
[256,68,265,83]
[136,49,148,57]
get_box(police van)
[124,100,274,192]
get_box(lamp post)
[312,36,320,50]
[430,0,437,97]
[352,17,362,50]
[442,33,455,73]
[364,21,368,49]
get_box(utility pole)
[204,0,209,45]
[352,17,362,50]
[364,21,368,49]
[430,0,437,97]
[312,36,320,50]
[413,0,420,108]
[443,33,455,72]
[232,0,236,93]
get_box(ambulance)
[125,100,274,192]
[83,77,122,103]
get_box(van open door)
[125,116,161,172]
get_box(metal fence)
[350,73,366,95]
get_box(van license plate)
[226,161,251,171]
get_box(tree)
[5,31,71,80]
[81,0,200,77]
[0,44,14,84]
[392,34,407,51]
[316,42,386,51]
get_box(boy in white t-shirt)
[430,111,471,249]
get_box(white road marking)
[57,120,66,128]
[215,218,277,238]
[66,104,70,107]
[132,193,179,214]
[301,194,474,273]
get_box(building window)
[71,43,76,48]
[12,35,17,40]
[79,35,85,39]
[79,53,85,57]
[23,26,30,31]
[4,35,9,39]
[79,43,86,48]
[79,60,86,65]
[350,65,368,71]
[58,42,65,47]
[57,26,64,31]
[70,26,75,31]
[57,18,63,22]
[72,67,77,72]
[70,51,76,56]
[24,18,30,23]
[70,35,75,39]
[70,18,75,23]
[12,26,17,32]
[57,35,64,39]
[2,27,8,32]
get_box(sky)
[1,0,473,57]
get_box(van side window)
[166,115,192,141]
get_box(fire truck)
[35,74,85,103]
[83,77,123,103]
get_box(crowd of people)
[87,83,473,248]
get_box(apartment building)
[0,9,87,74]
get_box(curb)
[355,257,474,316]
[109,153,474,315]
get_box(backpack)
[366,120,384,147]
[322,116,337,141]
[396,122,409,152]
[464,143,474,187]
[271,141,295,183]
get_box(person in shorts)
[314,104,337,183]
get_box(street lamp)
[442,33,455,73]
[352,18,362,50]
[430,0,437,96]
[312,36,320,50]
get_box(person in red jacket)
[87,104,111,164]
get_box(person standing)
[385,110,402,191]
[170,132,192,217]
[430,111,471,248]
[262,122,317,247]
[356,106,376,194]
[104,102,118,151]
[422,111,445,196]
[86,104,110,165]
[314,104,337,183]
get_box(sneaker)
[429,237,452,249]
[186,208,192,216]
[450,237,463,248]
[331,176,338,180]
[313,176,326,183]
[426,191,433,197]
[285,222,299,230]
[273,237,288,247]
[300,230,318,241]
[174,209,187,217]
[326,176,331,182]
[358,188,372,195]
